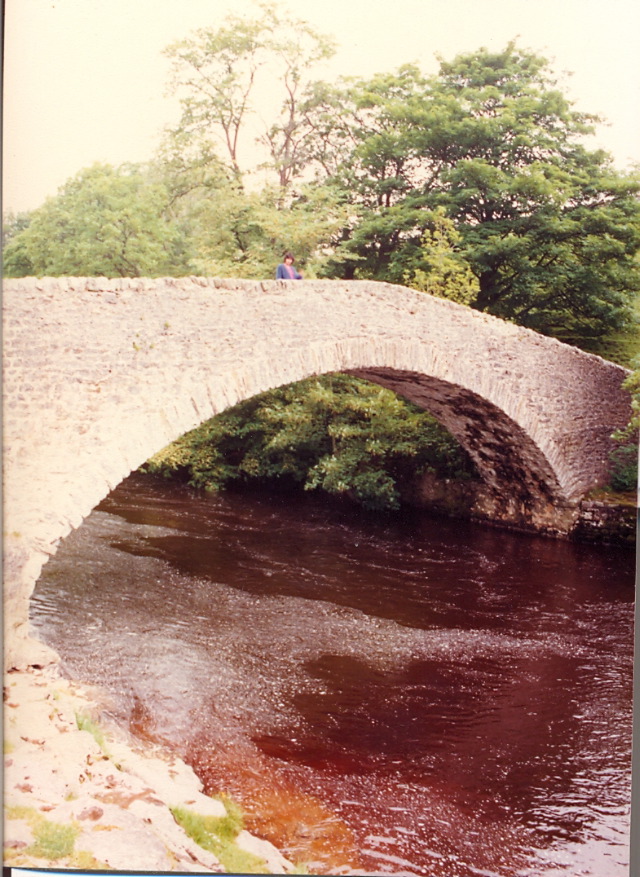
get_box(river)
[31,473,635,876]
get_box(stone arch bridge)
[3,276,631,669]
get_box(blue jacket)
[276,262,302,280]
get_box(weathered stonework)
[405,473,638,543]
[573,498,638,545]
[2,276,632,669]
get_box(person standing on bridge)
[276,251,303,280]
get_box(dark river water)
[31,473,635,876]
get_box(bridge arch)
[3,276,630,668]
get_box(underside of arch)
[348,367,570,525]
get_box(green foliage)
[588,294,640,365]
[406,208,479,304]
[146,374,475,511]
[171,799,268,874]
[4,163,188,278]
[2,210,31,246]
[611,354,640,454]
[607,356,639,492]
[318,44,640,346]
[183,181,349,279]
[2,211,34,276]
[3,235,35,277]
[158,4,342,277]
[613,356,640,440]
[608,443,638,493]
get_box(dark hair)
[283,251,295,262]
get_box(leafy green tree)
[164,12,265,182]
[605,356,639,493]
[406,208,479,304]
[2,211,34,276]
[2,210,31,246]
[146,374,475,511]
[613,357,640,443]
[318,44,640,346]
[249,184,349,276]
[154,118,349,277]
[608,443,638,493]
[306,64,432,280]
[4,163,188,277]
[161,172,347,279]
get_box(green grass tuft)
[29,819,79,860]
[7,806,80,861]
[171,798,268,874]
[75,711,104,743]
[69,849,111,869]
[75,710,108,750]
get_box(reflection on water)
[31,473,635,876]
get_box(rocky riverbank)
[3,664,295,874]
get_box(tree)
[156,168,348,279]
[608,355,638,492]
[157,4,342,277]
[3,163,188,278]
[2,211,35,277]
[163,2,335,191]
[433,45,640,340]
[146,374,475,511]
[613,357,640,443]
[405,208,479,304]
[255,3,336,190]
[164,11,265,182]
[318,44,640,346]
[306,64,433,280]
[2,210,31,247]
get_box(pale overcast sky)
[3,0,640,214]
